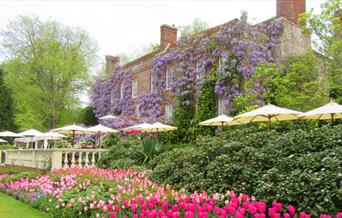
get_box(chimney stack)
[276,0,306,25]
[105,55,120,74]
[160,24,177,50]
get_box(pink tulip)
[288,205,296,216]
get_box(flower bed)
[0,168,340,218]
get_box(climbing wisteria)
[91,13,282,126]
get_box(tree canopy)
[233,52,330,113]
[0,67,16,131]
[300,0,342,103]
[0,15,98,130]
[178,18,209,37]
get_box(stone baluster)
[63,152,68,168]
[77,152,82,167]
[91,152,95,167]
[71,152,76,167]
[51,150,63,170]
[98,152,102,160]
[85,152,89,166]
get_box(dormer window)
[132,80,138,98]
[166,67,174,90]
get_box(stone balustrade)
[4,149,107,170]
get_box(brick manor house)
[92,0,311,128]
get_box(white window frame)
[166,67,174,90]
[218,98,228,115]
[135,104,140,117]
[165,104,173,120]
[218,57,225,76]
[132,80,138,98]
[120,83,124,99]
[150,73,154,93]
[196,62,204,81]
[111,89,115,105]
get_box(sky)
[0,0,323,104]
[0,0,323,64]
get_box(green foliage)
[233,53,330,112]
[0,143,12,149]
[0,166,45,175]
[1,15,98,130]
[77,105,98,126]
[0,68,16,131]
[151,125,342,214]
[53,141,72,149]
[300,0,342,103]
[178,18,209,37]
[119,43,160,64]
[134,138,163,164]
[98,137,164,170]
[191,80,217,137]
[0,192,49,218]
[96,138,144,170]
[97,133,121,149]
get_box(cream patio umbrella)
[99,115,117,120]
[88,124,119,143]
[51,124,91,145]
[142,122,177,133]
[88,124,119,133]
[129,122,177,140]
[33,132,66,149]
[18,129,44,149]
[0,131,21,138]
[122,123,154,132]
[233,103,302,129]
[299,101,342,124]
[199,114,245,127]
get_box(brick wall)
[103,0,311,122]
[274,18,311,63]
[276,0,306,24]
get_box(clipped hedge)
[150,125,342,215]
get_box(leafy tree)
[178,18,209,37]
[0,68,16,131]
[300,0,342,103]
[119,43,160,64]
[78,105,98,126]
[1,15,98,129]
[233,53,330,112]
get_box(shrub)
[96,138,142,169]
[151,124,342,215]
[97,133,121,149]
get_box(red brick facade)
[276,0,306,24]
[104,0,310,121]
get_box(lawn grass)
[0,165,47,175]
[0,192,50,218]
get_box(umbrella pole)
[72,130,75,145]
[331,113,334,127]
[156,129,159,142]
[268,116,271,130]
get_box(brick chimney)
[160,24,177,50]
[105,55,120,74]
[276,0,306,25]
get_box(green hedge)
[150,125,342,215]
